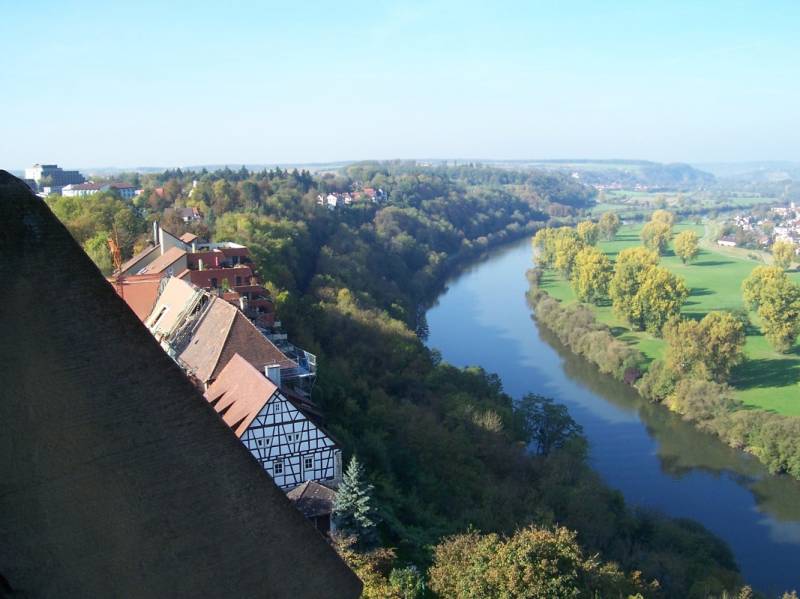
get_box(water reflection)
[426,237,800,592]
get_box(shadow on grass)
[690,287,714,297]
[731,358,800,390]
[694,260,735,267]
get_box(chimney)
[239,296,248,311]
[152,221,158,246]
[264,364,281,388]
[191,241,197,252]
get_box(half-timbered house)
[204,353,342,489]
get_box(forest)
[45,163,756,597]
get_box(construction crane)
[107,233,124,300]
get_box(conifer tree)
[333,456,378,547]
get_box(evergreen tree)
[333,456,378,547]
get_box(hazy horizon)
[4,1,799,168]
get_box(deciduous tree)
[553,229,584,276]
[664,312,745,382]
[742,266,786,310]
[576,220,600,246]
[651,209,676,227]
[428,526,649,599]
[598,211,621,240]
[571,246,613,304]
[517,394,583,457]
[610,246,660,323]
[641,221,672,255]
[629,266,689,334]
[773,239,795,270]
[674,230,700,264]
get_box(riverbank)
[527,258,800,481]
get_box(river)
[425,237,800,594]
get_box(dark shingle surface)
[0,171,361,598]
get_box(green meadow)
[540,223,800,416]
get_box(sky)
[2,0,800,169]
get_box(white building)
[62,181,137,199]
[24,163,85,190]
[205,354,342,489]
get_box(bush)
[527,284,644,383]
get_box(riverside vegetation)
[530,210,800,483]
[47,163,776,597]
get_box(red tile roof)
[178,296,296,384]
[110,274,164,321]
[203,353,278,437]
[180,232,199,243]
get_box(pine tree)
[333,456,378,547]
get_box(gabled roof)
[178,296,296,384]
[111,273,164,321]
[117,244,158,276]
[287,480,337,519]
[138,246,186,275]
[0,170,361,598]
[145,276,202,340]
[204,353,278,437]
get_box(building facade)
[204,354,342,490]
[24,163,85,190]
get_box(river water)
[425,237,800,593]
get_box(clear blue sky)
[3,0,799,169]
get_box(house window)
[304,456,313,470]
[273,460,283,474]
[257,439,264,447]
[235,276,242,286]
[211,277,218,288]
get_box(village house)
[144,277,295,388]
[112,223,276,328]
[62,181,138,199]
[204,354,343,491]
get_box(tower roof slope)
[0,171,361,598]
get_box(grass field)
[540,223,800,415]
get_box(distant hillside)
[486,159,715,190]
[694,161,800,182]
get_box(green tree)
[388,566,425,599]
[673,230,700,264]
[553,229,584,277]
[742,266,786,310]
[428,526,648,599]
[517,394,583,457]
[570,246,612,304]
[630,266,689,334]
[576,220,599,246]
[651,209,675,227]
[610,246,660,323]
[758,276,800,352]
[640,221,672,255]
[532,228,557,267]
[333,456,378,547]
[664,312,745,382]
[82,232,113,275]
[773,239,796,269]
[598,211,621,240]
